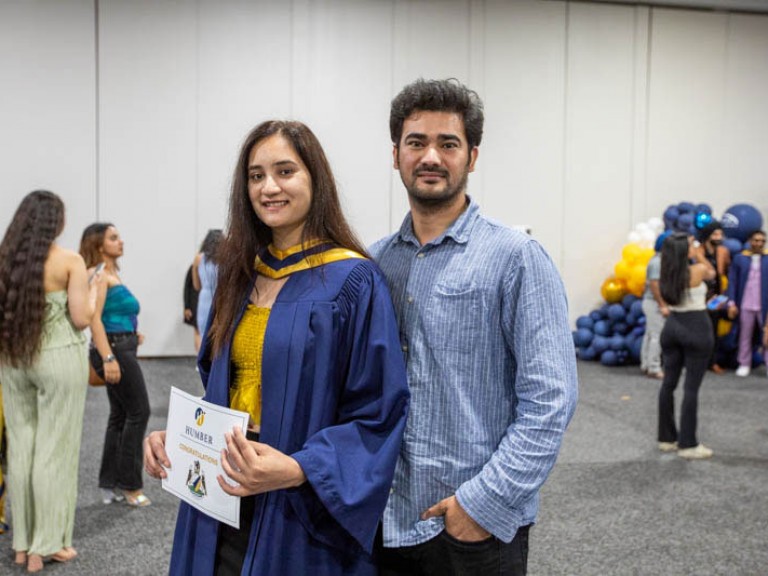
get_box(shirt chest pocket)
[426,282,484,352]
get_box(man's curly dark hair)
[390,78,485,149]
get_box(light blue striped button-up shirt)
[370,197,578,547]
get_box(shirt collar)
[396,195,480,247]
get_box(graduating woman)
[144,120,409,575]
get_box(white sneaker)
[678,444,714,460]
[101,488,125,504]
[735,366,751,377]
[658,441,678,452]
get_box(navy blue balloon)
[573,328,594,348]
[696,203,712,215]
[722,203,763,242]
[637,316,646,326]
[626,312,638,326]
[613,322,629,335]
[589,310,604,321]
[721,237,742,255]
[607,304,626,321]
[663,206,679,230]
[694,211,712,230]
[600,303,611,315]
[576,315,594,330]
[677,201,696,214]
[600,350,619,366]
[630,325,645,337]
[677,212,694,231]
[592,335,609,354]
[630,300,644,317]
[579,346,597,361]
[621,294,639,310]
[594,320,611,336]
[610,335,625,351]
[629,337,643,361]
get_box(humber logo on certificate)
[162,386,249,528]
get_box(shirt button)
[407,295,414,303]
[402,345,408,352]
[416,253,425,259]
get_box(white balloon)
[647,217,663,232]
[627,231,641,244]
[641,229,656,242]
[636,222,650,233]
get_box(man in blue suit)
[726,230,768,376]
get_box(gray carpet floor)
[1,358,767,575]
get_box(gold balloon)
[628,264,647,296]
[639,248,655,265]
[614,259,631,281]
[621,243,642,265]
[601,276,627,304]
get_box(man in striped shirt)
[371,78,578,575]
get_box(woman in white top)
[657,233,716,460]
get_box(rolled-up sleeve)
[455,239,578,542]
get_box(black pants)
[658,311,714,449]
[94,332,150,491]
[376,524,530,576]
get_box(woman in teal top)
[80,223,151,507]
[0,191,98,573]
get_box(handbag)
[88,347,106,387]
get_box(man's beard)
[402,168,469,211]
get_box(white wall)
[2,0,768,356]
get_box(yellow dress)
[229,305,270,427]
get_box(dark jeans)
[377,524,530,576]
[658,311,714,449]
[94,332,150,491]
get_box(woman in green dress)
[0,191,98,573]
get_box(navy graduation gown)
[169,258,409,575]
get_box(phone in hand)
[706,294,728,311]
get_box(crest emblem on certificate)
[186,460,208,497]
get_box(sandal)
[27,554,43,573]
[51,547,78,563]
[15,551,27,565]
[122,491,152,507]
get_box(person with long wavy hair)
[657,232,717,460]
[79,223,151,508]
[144,120,409,575]
[0,190,97,573]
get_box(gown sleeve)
[288,261,409,554]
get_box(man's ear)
[468,146,479,172]
[393,145,400,170]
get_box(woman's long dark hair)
[0,190,65,367]
[659,233,691,306]
[199,229,223,264]
[208,120,368,357]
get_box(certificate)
[162,386,249,528]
